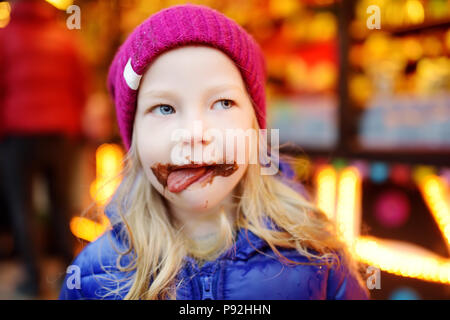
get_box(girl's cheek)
[213,108,253,131]
[234,105,254,129]
[137,123,174,163]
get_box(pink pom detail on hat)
[107,4,267,150]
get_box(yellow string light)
[336,167,362,249]
[419,175,450,248]
[316,165,337,221]
[355,236,450,284]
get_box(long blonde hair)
[94,117,368,300]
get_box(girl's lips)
[150,162,239,193]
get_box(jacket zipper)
[200,275,214,300]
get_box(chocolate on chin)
[150,161,239,193]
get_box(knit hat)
[107,4,267,151]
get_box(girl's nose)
[181,119,213,147]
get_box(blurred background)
[0,0,449,300]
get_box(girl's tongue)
[151,162,239,193]
[167,167,208,193]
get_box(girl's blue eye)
[212,99,235,110]
[152,104,175,115]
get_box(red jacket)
[0,0,90,139]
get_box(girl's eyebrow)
[205,83,244,96]
[141,84,243,100]
[141,89,178,100]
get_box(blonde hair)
[92,116,369,300]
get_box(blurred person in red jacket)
[0,0,90,297]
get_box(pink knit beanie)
[107,4,267,150]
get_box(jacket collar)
[222,217,278,261]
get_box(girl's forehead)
[138,46,247,94]
[154,44,231,61]
[142,46,243,79]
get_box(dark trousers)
[0,134,77,288]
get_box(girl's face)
[135,45,256,212]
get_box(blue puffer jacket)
[59,162,370,300]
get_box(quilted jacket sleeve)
[326,256,370,300]
[58,242,90,300]
[59,231,133,300]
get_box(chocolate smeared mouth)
[150,161,239,193]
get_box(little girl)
[59,4,370,300]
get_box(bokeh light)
[0,1,11,28]
[374,190,411,228]
[45,0,74,10]
[390,164,411,185]
[389,287,421,300]
[370,162,389,184]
